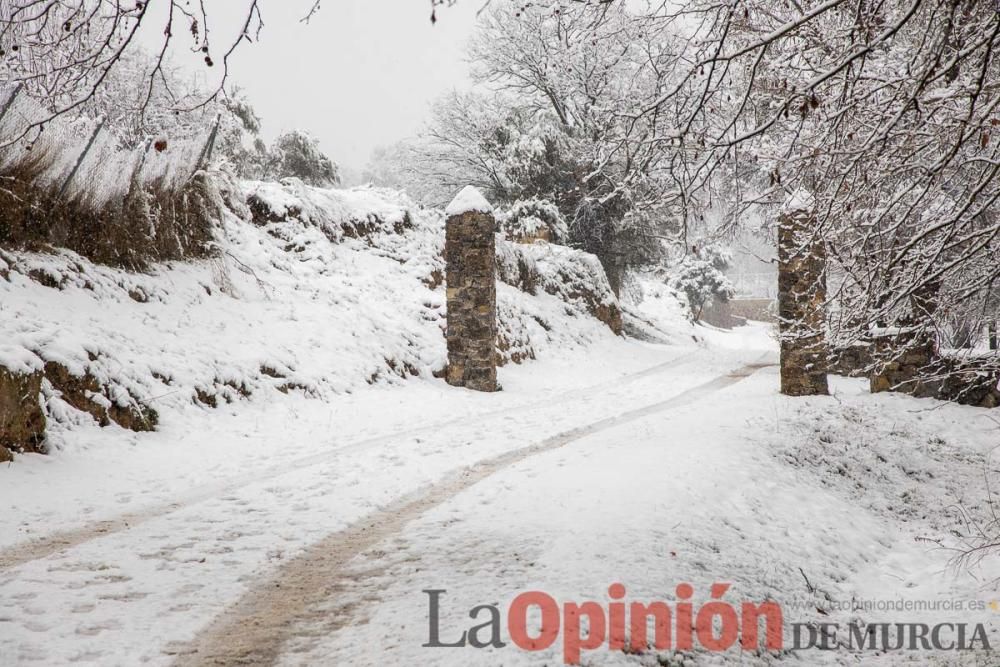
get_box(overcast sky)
[150,1,481,173]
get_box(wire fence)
[0,86,219,206]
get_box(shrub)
[499,198,568,244]
[670,256,735,320]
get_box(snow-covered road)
[2,326,998,666]
[0,332,754,663]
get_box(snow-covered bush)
[497,239,622,334]
[670,256,735,321]
[267,130,340,188]
[498,198,568,244]
[692,242,734,272]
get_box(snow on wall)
[0,178,635,455]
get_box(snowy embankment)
[0,175,692,537]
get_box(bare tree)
[402,1,697,291]
[0,0,264,142]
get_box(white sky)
[144,0,481,173]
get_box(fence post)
[777,192,829,396]
[122,138,155,203]
[59,116,105,198]
[193,113,222,174]
[0,83,23,128]
[445,186,498,392]
[126,137,154,189]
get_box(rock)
[44,361,157,431]
[0,367,46,454]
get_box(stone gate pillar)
[445,186,498,392]
[777,195,829,396]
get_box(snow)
[445,185,493,216]
[1,180,998,665]
[782,187,816,213]
[265,363,1000,667]
[245,178,412,234]
[870,325,919,337]
[0,345,43,374]
[0,345,728,665]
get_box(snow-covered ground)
[272,364,1000,667]
[2,179,999,666]
[3,322,999,665]
[0,329,738,663]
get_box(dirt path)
[173,361,772,667]
[0,351,701,572]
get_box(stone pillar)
[777,197,829,396]
[445,186,498,392]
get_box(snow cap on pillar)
[782,188,815,213]
[446,186,493,217]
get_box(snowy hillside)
[0,170,706,518]
[0,175,672,461]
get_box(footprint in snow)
[74,618,121,636]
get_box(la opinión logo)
[423,584,993,663]
[423,582,782,664]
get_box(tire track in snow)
[0,350,703,571]
[172,360,773,667]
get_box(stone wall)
[701,298,777,329]
[0,367,46,459]
[870,331,938,398]
[0,356,159,461]
[777,204,829,396]
[934,356,1000,408]
[870,332,1000,408]
[445,191,498,392]
[828,344,873,378]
